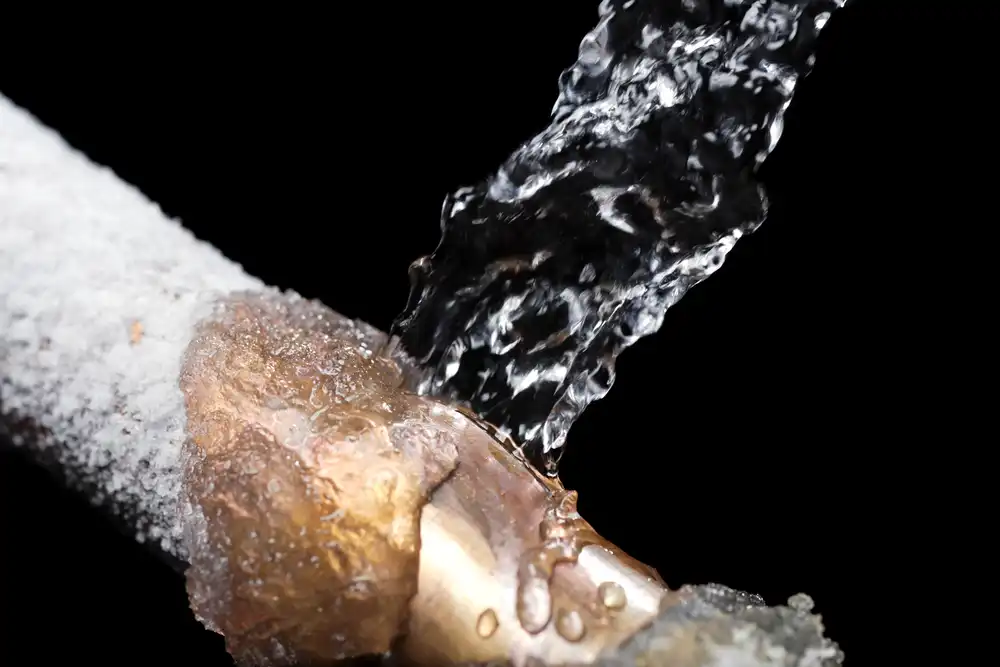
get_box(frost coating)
[393,0,848,474]
[180,293,460,664]
[0,94,264,557]
[595,583,842,666]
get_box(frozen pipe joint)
[179,293,460,662]
[178,293,666,665]
[0,93,843,667]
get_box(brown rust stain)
[129,320,144,345]
[179,292,460,665]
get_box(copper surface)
[402,413,665,666]
[180,294,460,664]
[180,292,666,666]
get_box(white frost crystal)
[0,94,263,558]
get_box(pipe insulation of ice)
[0,94,265,560]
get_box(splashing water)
[392,0,849,475]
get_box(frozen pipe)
[0,95,842,667]
[0,94,263,561]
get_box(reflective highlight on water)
[476,608,500,638]
[392,0,848,474]
[555,608,587,642]
[598,581,628,610]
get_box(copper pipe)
[178,292,668,665]
[404,410,666,665]
[1,94,841,666]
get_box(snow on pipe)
[0,95,842,666]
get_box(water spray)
[1,1,849,664]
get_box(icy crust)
[0,94,264,557]
[393,0,849,474]
[180,293,461,665]
[594,584,842,667]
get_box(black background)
[0,2,974,665]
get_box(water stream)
[391,0,849,475]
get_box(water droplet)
[598,581,627,610]
[516,489,600,635]
[517,575,552,634]
[555,609,586,642]
[787,592,814,613]
[476,608,499,638]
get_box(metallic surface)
[178,291,667,666]
[403,414,666,666]
[180,293,461,664]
